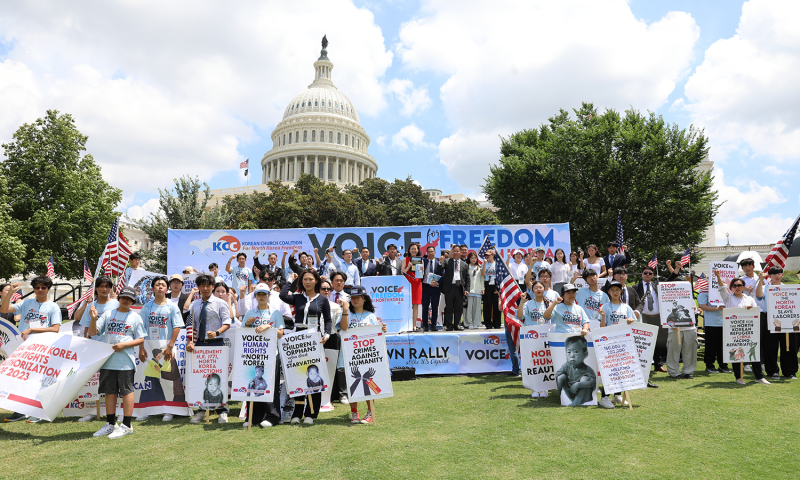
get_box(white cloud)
[375,134,387,147]
[716,214,794,245]
[125,198,162,220]
[0,1,393,199]
[683,0,800,161]
[763,166,785,176]
[386,79,432,115]
[714,167,785,222]
[391,123,434,151]
[396,0,700,192]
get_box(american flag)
[616,211,624,248]
[647,254,658,269]
[478,236,523,351]
[100,257,109,275]
[114,270,127,295]
[46,253,55,278]
[240,158,249,169]
[763,213,800,270]
[105,217,132,277]
[694,273,708,293]
[66,288,94,319]
[680,247,691,267]
[83,259,93,283]
[10,289,23,302]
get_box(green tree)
[0,170,26,279]
[432,199,499,226]
[1,110,122,278]
[483,103,718,269]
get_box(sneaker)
[93,423,116,437]
[598,397,615,409]
[108,423,134,439]
[736,378,746,385]
[361,411,373,424]
[242,421,252,428]
[755,378,771,385]
[135,415,149,421]
[789,375,798,380]
[189,411,206,424]
[350,411,361,424]
[538,391,547,398]
[259,420,273,428]
[771,373,780,380]
[531,392,538,398]
[26,417,42,423]
[706,368,719,374]
[339,397,350,405]
[303,417,314,425]
[744,365,753,372]
[290,417,301,424]
[5,412,26,422]
[162,414,173,422]
[218,412,228,424]
[78,414,97,422]
[719,368,732,374]
[611,394,624,405]
[680,373,694,379]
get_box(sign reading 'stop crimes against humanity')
[342,325,393,401]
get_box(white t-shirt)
[508,260,528,283]
[582,259,603,276]
[551,262,572,284]
[231,266,253,291]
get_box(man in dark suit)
[378,244,403,276]
[353,247,378,278]
[603,242,631,273]
[634,265,665,387]
[166,274,190,324]
[439,245,469,331]
[421,245,444,331]
[253,251,285,285]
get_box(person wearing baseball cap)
[88,286,147,439]
[543,283,590,335]
[508,249,528,291]
[166,274,191,323]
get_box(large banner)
[520,324,556,393]
[658,282,695,327]
[341,325,393,401]
[186,344,229,408]
[0,319,23,361]
[708,261,737,306]
[766,285,800,333]
[279,329,329,398]
[549,332,599,407]
[723,308,761,363]
[458,331,512,374]
[231,329,278,402]
[0,332,113,420]
[126,335,191,416]
[362,276,413,334]
[166,224,571,278]
[385,333,459,375]
[630,322,659,386]
[591,325,646,393]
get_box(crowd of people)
[0,240,797,434]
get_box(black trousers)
[777,331,799,377]
[642,314,667,368]
[703,326,729,371]
[761,313,780,376]
[443,287,465,330]
[292,392,323,419]
[248,360,282,425]
[483,284,501,328]
[421,284,440,329]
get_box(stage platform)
[386,329,513,375]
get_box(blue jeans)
[505,324,520,375]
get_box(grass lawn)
[1,359,799,480]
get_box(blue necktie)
[198,301,208,342]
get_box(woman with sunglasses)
[713,270,767,385]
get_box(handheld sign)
[520,324,556,393]
[591,325,646,394]
[723,307,760,365]
[279,329,329,398]
[341,325,393,401]
[708,261,737,306]
[231,328,278,402]
[630,322,659,388]
[549,332,599,407]
[0,319,23,359]
[658,282,695,328]
[766,285,800,333]
[186,344,229,408]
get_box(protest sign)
[231,328,278,402]
[458,331,512,374]
[708,261,737,306]
[658,282,695,327]
[385,333,459,375]
[341,325,393,401]
[630,322,659,387]
[182,274,201,301]
[128,269,164,305]
[279,329,329,398]
[591,325,646,393]
[361,276,413,333]
[723,307,760,364]
[766,285,800,333]
[0,319,22,359]
[127,337,191,416]
[0,332,113,420]
[320,347,339,412]
[549,332,599,406]
[520,324,556,393]
[186,344,228,408]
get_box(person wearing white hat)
[507,249,528,291]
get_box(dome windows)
[315,100,318,107]
[311,130,316,142]
[322,100,325,107]
[345,134,348,146]
[337,133,341,144]
[303,130,307,142]
[329,131,333,143]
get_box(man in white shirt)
[635,266,667,376]
[328,247,361,287]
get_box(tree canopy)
[483,103,718,269]
[1,110,122,279]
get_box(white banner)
[0,332,113,420]
[520,324,556,392]
[126,337,191,416]
[550,332,598,406]
[231,329,278,402]
[458,331,513,374]
[592,325,646,393]
[279,329,330,398]
[658,282,695,327]
[341,325,393,401]
[186,345,229,408]
[766,284,800,333]
[0,319,23,359]
[630,322,659,387]
[723,307,761,362]
[709,261,737,306]
[361,276,413,334]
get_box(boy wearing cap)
[544,284,591,334]
[89,286,147,439]
[166,274,191,324]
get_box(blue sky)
[0,0,798,246]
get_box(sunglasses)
[320,287,332,291]
[642,272,654,275]
[34,286,49,290]
[732,283,745,288]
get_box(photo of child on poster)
[555,336,597,406]
[248,365,268,397]
[204,373,224,406]
[306,364,324,393]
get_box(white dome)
[283,87,360,123]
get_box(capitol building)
[260,37,378,186]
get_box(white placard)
[658,282,695,327]
[591,325,646,393]
[186,345,229,408]
[231,328,278,402]
[766,284,800,333]
[708,261,737,306]
[279,329,330,398]
[520,324,556,392]
[630,322,659,387]
[723,307,761,363]
[341,325,393,401]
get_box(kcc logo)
[484,335,501,345]
[213,235,241,252]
